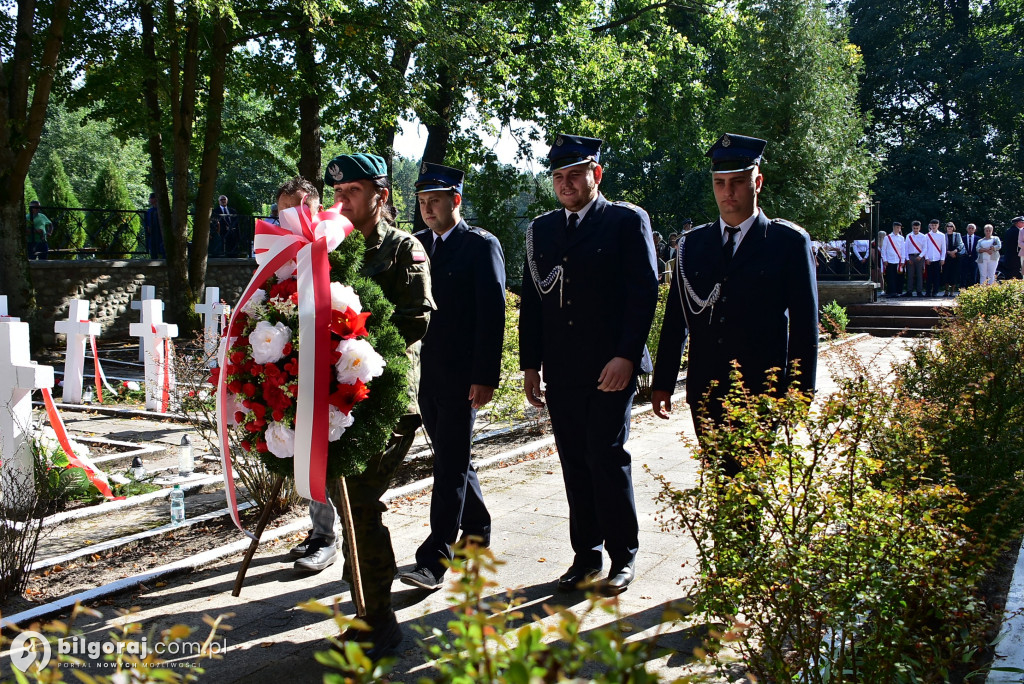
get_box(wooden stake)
[232,475,285,597]
[337,476,366,617]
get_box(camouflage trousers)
[314,424,417,616]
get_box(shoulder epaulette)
[769,218,807,234]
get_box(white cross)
[129,299,178,411]
[194,287,230,367]
[0,295,19,322]
[54,299,102,404]
[0,321,54,510]
[131,286,163,362]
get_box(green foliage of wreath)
[254,230,409,480]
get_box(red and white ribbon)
[40,387,119,500]
[86,333,117,403]
[216,203,353,537]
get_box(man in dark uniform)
[1001,217,1022,280]
[519,134,659,596]
[289,153,433,658]
[651,133,818,475]
[397,163,506,591]
[961,223,980,288]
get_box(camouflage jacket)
[360,219,434,424]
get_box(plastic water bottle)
[170,485,185,525]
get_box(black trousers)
[961,259,979,288]
[942,257,961,290]
[415,390,490,577]
[884,262,903,295]
[926,261,943,295]
[545,380,639,571]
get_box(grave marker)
[195,287,230,366]
[0,321,54,509]
[0,295,19,322]
[131,286,162,361]
[54,300,101,404]
[129,299,178,412]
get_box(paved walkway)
[22,336,915,682]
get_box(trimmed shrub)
[87,160,138,257]
[819,299,848,337]
[24,176,38,204]
[955,279,1024,321]
[39,151,86,257]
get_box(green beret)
[324,153,388,186]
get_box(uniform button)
[719,296,727,303]
[568,320,574,326]
[563,256,568,263]
[567,300,572,305]
[719,317,726,324]
[565,278,570,284]
[717,338,724,344]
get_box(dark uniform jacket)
[414,220,506,394]
[361,219,434,424]
[652,210,818,408]
[519,193,659,389]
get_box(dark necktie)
[432,234,444,257]
[722,226,741,267]
[566,212,579,234]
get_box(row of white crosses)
[0,317,54,510]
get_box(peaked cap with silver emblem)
[547,134,602,171]
[706,133,767,174]
[415,162,465,195]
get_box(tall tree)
[0,0,73,318]
[720,0,877,238]
[850,0,1024,225]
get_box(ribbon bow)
[217,203,354,538]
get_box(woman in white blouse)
[977,223,1002,286]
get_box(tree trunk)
[140,0,172,291]
[296,24,322,197]
[374,42,415,180]
[164,0,201,327]
[189,12,231,325]
[0,0,71,319]
[414,67,455,231]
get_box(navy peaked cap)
[706,133,767,173]
[547,134,602,170]
[415,162,465,194]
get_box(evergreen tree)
[39,152,86,257]
[24,177,38,205]
[87,161,137,258]
[720,0,877,238]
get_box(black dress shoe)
[556,565,602,592]
[597,564,635,597]
[339,610,403,660]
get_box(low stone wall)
[29,259,256,346]
[818,280,879,306]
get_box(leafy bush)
[896,302,1024,535]
[653,362,1002,682]
[309,544,689,683]
[955,279,1024,321]
[819,299,848,337]
[0,601,230,681]
[87,161,138,257]
[637,282,671,401]
[487,290,527,427]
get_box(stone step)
[847,315,940,328]
[846,326,931,338]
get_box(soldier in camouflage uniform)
[289,153,433,658]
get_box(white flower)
[250,320,292,364]
[275,260,297,281]
[265,422,296,459]
[124,381,141,391]
[329,282,362,314]
[328,405,355,441]
[334,338,386,385]
[242,289,266,316]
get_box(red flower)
[282,342,293,356]
[207,367,220,385]
[242,382,258,397]
[329,380,370,415]
[229,315,248,337]
[241,439,251,451]
[234,411,246,424]
[331,308,372,339]
[263,382,293,413]
[283,358,299,377]
[257,440,269,453]
[269,279,298,301]
[228,379,243,394]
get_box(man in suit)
[1001,217,1022,279]
[214,195,239,256]
[651,133,818,476]
[519,134,659,596]
[942,221,965,296]
[961,223,980,288]
[1015,216,1024,278]
[399,163,506,591]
